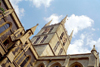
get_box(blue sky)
[10,0,100,55]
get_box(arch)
[37,63,45,67]
[0,21,12,37]
[20,55,31,67]
[49,62,62,67]
[70,62,83,67]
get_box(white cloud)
[10,0,25,18]
[86,37,100,52]
[66,14,94,36]
[25,0,53,8]
[67,33,100,55]
[67,34,90,54]
[44,14,63,24]
[91,28,95,31]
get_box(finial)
[91,45,97,52]
[70,30,74,37]
[93,45,95,48]
[29,24,39,34]
[60,15,68,25]
[45,19,52,26]
[36,23,39,26]
[69,30,74,43]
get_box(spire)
[91,45,97,52]
[30,24,39,34]
[45,19,52,26]
[69,30,74,42]
[60,15,68,25]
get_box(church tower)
[31,16,73,56]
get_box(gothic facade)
[0,0,99,67]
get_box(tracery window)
[62,37,67,46]
[42,28,51,34]
[58,48,63,55]
[42,27,53,34]
[37,63,45,67]
[34,37,40,44]
[40,35,47,43]
[0,22,12,36]
[60,32,67,46]
[60,32,64,39]
[0,23,10,33]
[70,62,83,67]
[20,55,31,67]
[50,62,61,67]
[53,41,60,52]
[49,27,54,33]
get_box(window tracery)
[34,37,40,44]
[40,35,47,43]
[53,41,60,52]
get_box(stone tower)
[31,16,73,56]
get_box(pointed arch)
[49,62,62,67]
[20,55,31,67]
[37,63,45,67]
[0,21,12,37]
[70,62,83,67]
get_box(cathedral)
[0,0,99,67]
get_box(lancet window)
[53,41,60,52]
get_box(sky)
[9,0,100,55]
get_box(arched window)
[49,27,54,33]
[0,21,12,37]
[70,62,83,67]
[50,62,61,67]
[20,55,31,67]
[34,37,40,44]
[37,63,45,67]
[60,32,64,40]
[58,48,63,55]
[40,35,47,43]
[42,28,50,34]
[53,41,60,52]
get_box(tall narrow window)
[34,37,40,44]
[60,32,64,40]
[0,26,6,33]
[20,55,31,67]
[42,28,50,34]
[53,41,60,52]
[0,23,10,33]
[0,21,12,37]
[58,48,63,55]
[40,35,47,43]
[49,27,54,33]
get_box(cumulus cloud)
[91,28,95,31]
[66,14,94,36]
[67,33,100,55]
[44,14,63,24]
[86,37,100,52]
[67,34,90,54]
[10,0,25,18]
[25,0,53,8]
